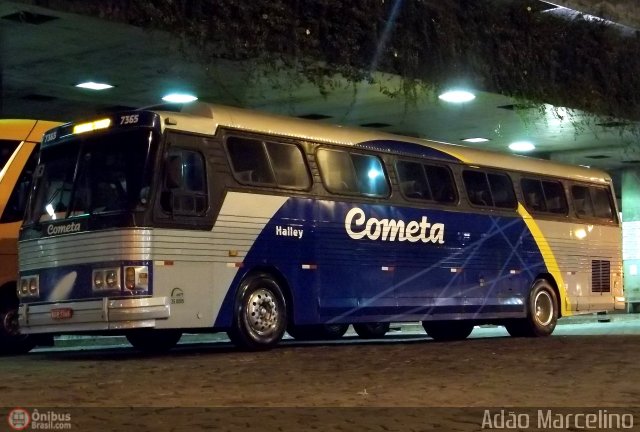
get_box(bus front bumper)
[18,297,171,334]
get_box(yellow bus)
[0,119,60,354]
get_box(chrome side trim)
[18,297,170,334]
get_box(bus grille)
[591,260,611,293]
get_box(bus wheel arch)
[353,322,390,339]
[422,320,474,342]
[505,275,559,338]
[227,268,289,350]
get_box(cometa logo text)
[344,207,445,244]
[46,222,82,236]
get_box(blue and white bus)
[17,103,623,351]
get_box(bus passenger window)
[541,181,568,214]
[396,161,430,200]
[317,148,359,194]
[463,171,493,207]
[226,137,275,185]
[265,141,310,189]
[592,187,614,220]
[351,153,389,197]
[488,173,516,208]
[0,140,20,169]
[0,149,38,223]
[425,165,456,203]
[571,185,594,217]
[521,178,547,212]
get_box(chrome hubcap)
[244,288,280,337]
[534,291,553,326]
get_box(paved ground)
[2,314,640,431]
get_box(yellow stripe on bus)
[516,203,571,316]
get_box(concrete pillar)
[622,168,640,311]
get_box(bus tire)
[0,295,36,355]
[506,279,558,337]
[422,321,474,342]
[228,273,287,350]
[353,322,390,339]
[287,324,349,341]
[126,329,182,353]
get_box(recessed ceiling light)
[162,93,198,103]
[438,90,475,103]
[508,141,536,152]
[75,81,113,90]
[462,137,489,143]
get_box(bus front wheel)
[353,322,390,339]
[505,279,558,337]
[422,321,474,341]
[228,273,287,350]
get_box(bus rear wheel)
[422,321,474,342]
[287,324,349,341]
[505,279,558,337]
[126,329,182,353]
[228,273,287,350]
[353,322,390,339]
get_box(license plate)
[51,308,73,320]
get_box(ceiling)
[1,0,639,175]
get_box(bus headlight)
[105,270,118,288]
[29,278,38,295]
[92,268,120,291]
[93,270,104,289]
[18,276,39,298]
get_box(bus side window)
[521,178,547,212]
[541,180,568,215]
[396,161,430,200]
[226,137,275,185]
[161,149,207,215]
[592,187,615,220]
[488,173,516,209]
[317,148,359,194]
[425,165,456,203]
[265,141,310,189]
[350,153,389,197]
[0,146,38,223]
[571,185,594,217]
[463,170,493,207]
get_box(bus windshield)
[27,129,158,224]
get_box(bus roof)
[0,119,62,142]
[154,102,611,186]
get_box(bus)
[16,104,623,352]
[1,119,61,354]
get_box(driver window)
[161,149,207,215]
